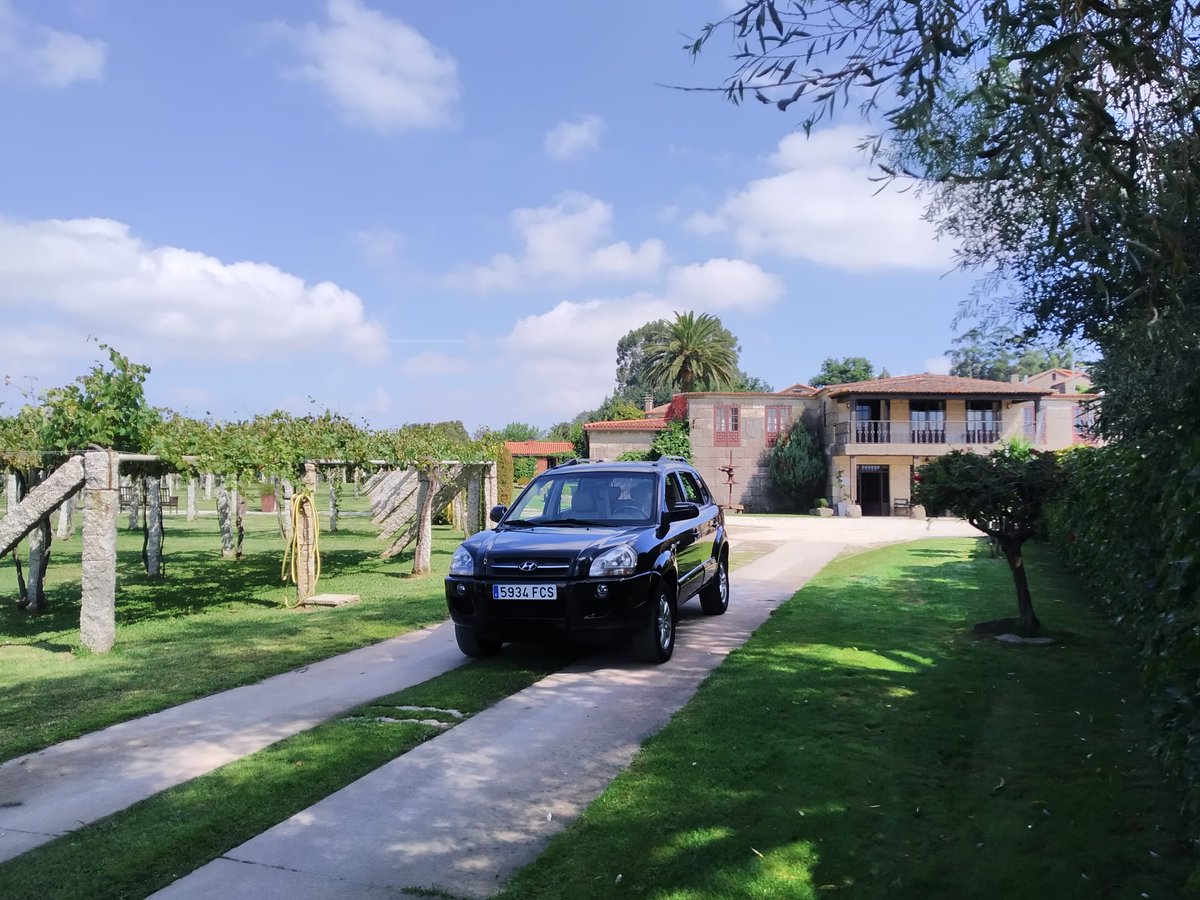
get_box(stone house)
[584,371,1098,514]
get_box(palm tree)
[642,311,740,393]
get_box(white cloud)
[497,256,783,417]
[924,355,952,375]
[666,258,783,311]
[266,0,458,132]
[544,114,605,161]
[450,192,667,291]
[0,0,105,87]
[0,216,387,363]
[504,293,673,415]
[353,227,404,264]
[689,126,953,272]
[400,351,467,378]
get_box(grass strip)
[0,644,576,900]
[0,515,459,762]
[499,538,1193,899]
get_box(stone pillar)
[204,472,214,500]
[26,518,49,612]
[296,463,318,599]
[146,478,163,578]
[186,477,197,520]
[452,492,465,533]
[484,461,498,518]
[412,467,440,576]
[277,478,294,540]
[328,469,339,533]
[126,477,140,530]
[465,467,483,536]
[5,472,18,516]
[81,450,119,653]
[55,491,77,540]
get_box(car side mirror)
[489,504,507,524]
[664,501,700,524]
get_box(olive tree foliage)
[914,444,1060,634]
[769,419,825,508]
[689,1,1200,347]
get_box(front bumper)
[444,571,657,642]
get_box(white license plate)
[492,583,557,600]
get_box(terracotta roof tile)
[504,441,575,455]
[818,373,1051,397]
[583,418,668,432]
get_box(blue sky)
[0,0,975,432]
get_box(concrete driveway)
[153,516,980,899]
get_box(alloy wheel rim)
[719,566,728,606]
[657,595,672,650]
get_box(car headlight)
[589,544,637,578]
[449,546,474,576]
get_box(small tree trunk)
[216,478,235,559]
[328,470,339,533]
[277,478,294,540]
[1001,540,1040,635]
[412,468,441,576]
[145,478,163,578]
[295,464,318,599]
[186,477,197,520]
[26,517,51,613]
[235,493,246,560]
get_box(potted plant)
[809,497,834,517]
[260,482,277,513]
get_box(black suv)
[444,457,730,664]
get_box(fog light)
[595,584,609,598]
[456,583,467,596]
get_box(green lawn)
[0,508,458,762]
[499,539,1193,898]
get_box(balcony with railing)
[834,420,1005,448]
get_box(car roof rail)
[655,455,689,464]
[557,457,606,466]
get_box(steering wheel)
[612,504,645,518]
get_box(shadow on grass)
[499,539,1191,900]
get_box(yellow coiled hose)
[281,490,320,609]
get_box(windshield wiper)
[550,517,606,527]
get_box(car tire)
[699,556,729,616]
[455,623,502,658]
[632,585,676,664]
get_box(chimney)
[644,392,653,413]
[1010,374,1019,383]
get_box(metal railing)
[835,420,1004,446]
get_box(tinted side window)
[678,471,708,504]
[665,474,683,507]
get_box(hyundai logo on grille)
[519,561,539,572]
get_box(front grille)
[486,555,575,578]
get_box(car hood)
[466,525,637,559]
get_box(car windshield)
[505,471,657,526]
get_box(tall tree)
[810,357,874,387]
[948,325,1079,382]
[499,422,542,442]
[615,319,673,406]
[642,311,740,393]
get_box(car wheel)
[455,623,502,658]
[632,585,676,664]
[699,556,729,616]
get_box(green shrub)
[815,497,829,508]
[512,457,538,482]
[617,450,651,462]
[1048,438,1200,817]
[497,447,514,506]
[649,421,691,461]
[769,420,825,509]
